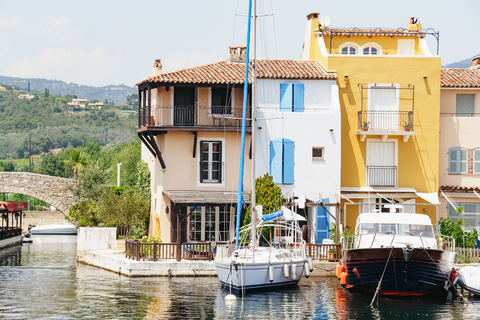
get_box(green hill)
[0,75,136,104]
[0,88,138,160]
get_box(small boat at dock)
[29,221,77,235]
[457,266,480,296]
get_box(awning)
[163,190,250,205]
[415,192,440,205]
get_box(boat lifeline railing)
[437,234,455,251]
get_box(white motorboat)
[29,221,77,235]
[457,266,480,295]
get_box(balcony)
[357,110,415,142]
[367,166,397,187]
[138,105,251,132]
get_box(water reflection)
[0,241,478,319]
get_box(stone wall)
[0,172,76,214]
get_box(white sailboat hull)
[215,245,306,291]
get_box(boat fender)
[284,264,289,278]
[269,265,274,283]
[304,262,310,278]
[291,263,297,281]
[336,263,343,279]
[24,232,31,238]
[340,272,347,288]
[449,268,458,285]
[353,267,360,279]
[307,257,313,272]
[225,294,237,302]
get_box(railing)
[0,228,22,240]
[358,111,413,131]
[116,225,130,239]
[139,105,251,128]
[455,247,480,264]
[305,243,341,261]
[367,165,397,187]
[125,240,216,261]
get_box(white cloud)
[5,47,126,86]
[163,51,223,73]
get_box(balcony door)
[366,140,397,187]
[368,84,399,130]
[174,87,195,126]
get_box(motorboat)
[457,266,480,295]
[338,211,456,297]
[29,221,77,235]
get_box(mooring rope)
[369,246,395,307]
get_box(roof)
[136,60,336,86]
[441,68,480,88]
[163,190,250,205]
[315,28,425,38]
[440,185,480,192]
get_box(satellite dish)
[319,15,331,27]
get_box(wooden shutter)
[293,84,304,112]
[280,83,292,112]
[315,199,329,243]
[449,148,467,174]
[282,139,295,184]
[270,139,283,183]
[474,149,480,174]
[456,94,475,117]
[217,142,222,182]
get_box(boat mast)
[250,0,257,250]
[234,0,253,250]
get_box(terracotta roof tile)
[440,185,480,192]
[441,68,480,88]
[315,28,425,38]
[136,60,336,86]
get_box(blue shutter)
[315,199,330,244]
[280,83,292,112]
[270,139,283,184]
[282,139,294,184]
[293,84,304,112]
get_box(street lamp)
[117,162,122,187]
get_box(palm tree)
[64,150,90,178]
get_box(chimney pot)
[229,46,246,63]
[153,59,163,76]
[470,57,480,69]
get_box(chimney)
[407,17,422,31]
[470,57,480,69]
[229,46,246,63]
[153,59,163,76]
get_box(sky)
[1,0,479,87]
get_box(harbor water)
[0,238,479,319]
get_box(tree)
[63,149,90,178]
[125,93,138,109]
[37,153,67,177]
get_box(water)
[0,239,478,319]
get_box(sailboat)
[214,0,308,292]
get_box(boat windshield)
[358,223,434,238]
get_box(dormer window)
[341,46,356,55]
[363,47,378,55]
[361,43,382,55]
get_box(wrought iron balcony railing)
[138,105,251,128]
[358,111,413,131]
[367,165,397,187]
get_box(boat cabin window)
[358,222,434,237]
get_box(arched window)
[361,43,382,55]
[339,42,359,55]
[448,147,468,174]
[341,46,356,55]
[363,47,378,55]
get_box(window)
[270,139,294,184]
[188,205,233,242]
[341,46,356,55]
[367,84,399,130]
[456,94,475,117]
[398,39,414,55]
[312,147,324,160]
[474,148,480,174]
[280,83,304,112]
[210,87,233,115]
[448,147,467,174]
[363,47,378,55]
[200,141,222,183]
[366,140,397,187]
[448,202,480,231]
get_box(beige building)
[439,57,480,230]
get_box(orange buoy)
[449,268,458,285]
[353,267,360,279]
[336,263,343,279]
[340,272,347,288]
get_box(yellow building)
[301,14,442,231]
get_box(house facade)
[439,57,480,231]
[137,50,339,244]
[301,13,442,231]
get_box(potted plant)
[404,121,412,131]
[362,120,370,131]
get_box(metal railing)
[358,110,413,131]
[139,105,251,128]
[367,165,397,187]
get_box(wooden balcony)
[138,105,251,133]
